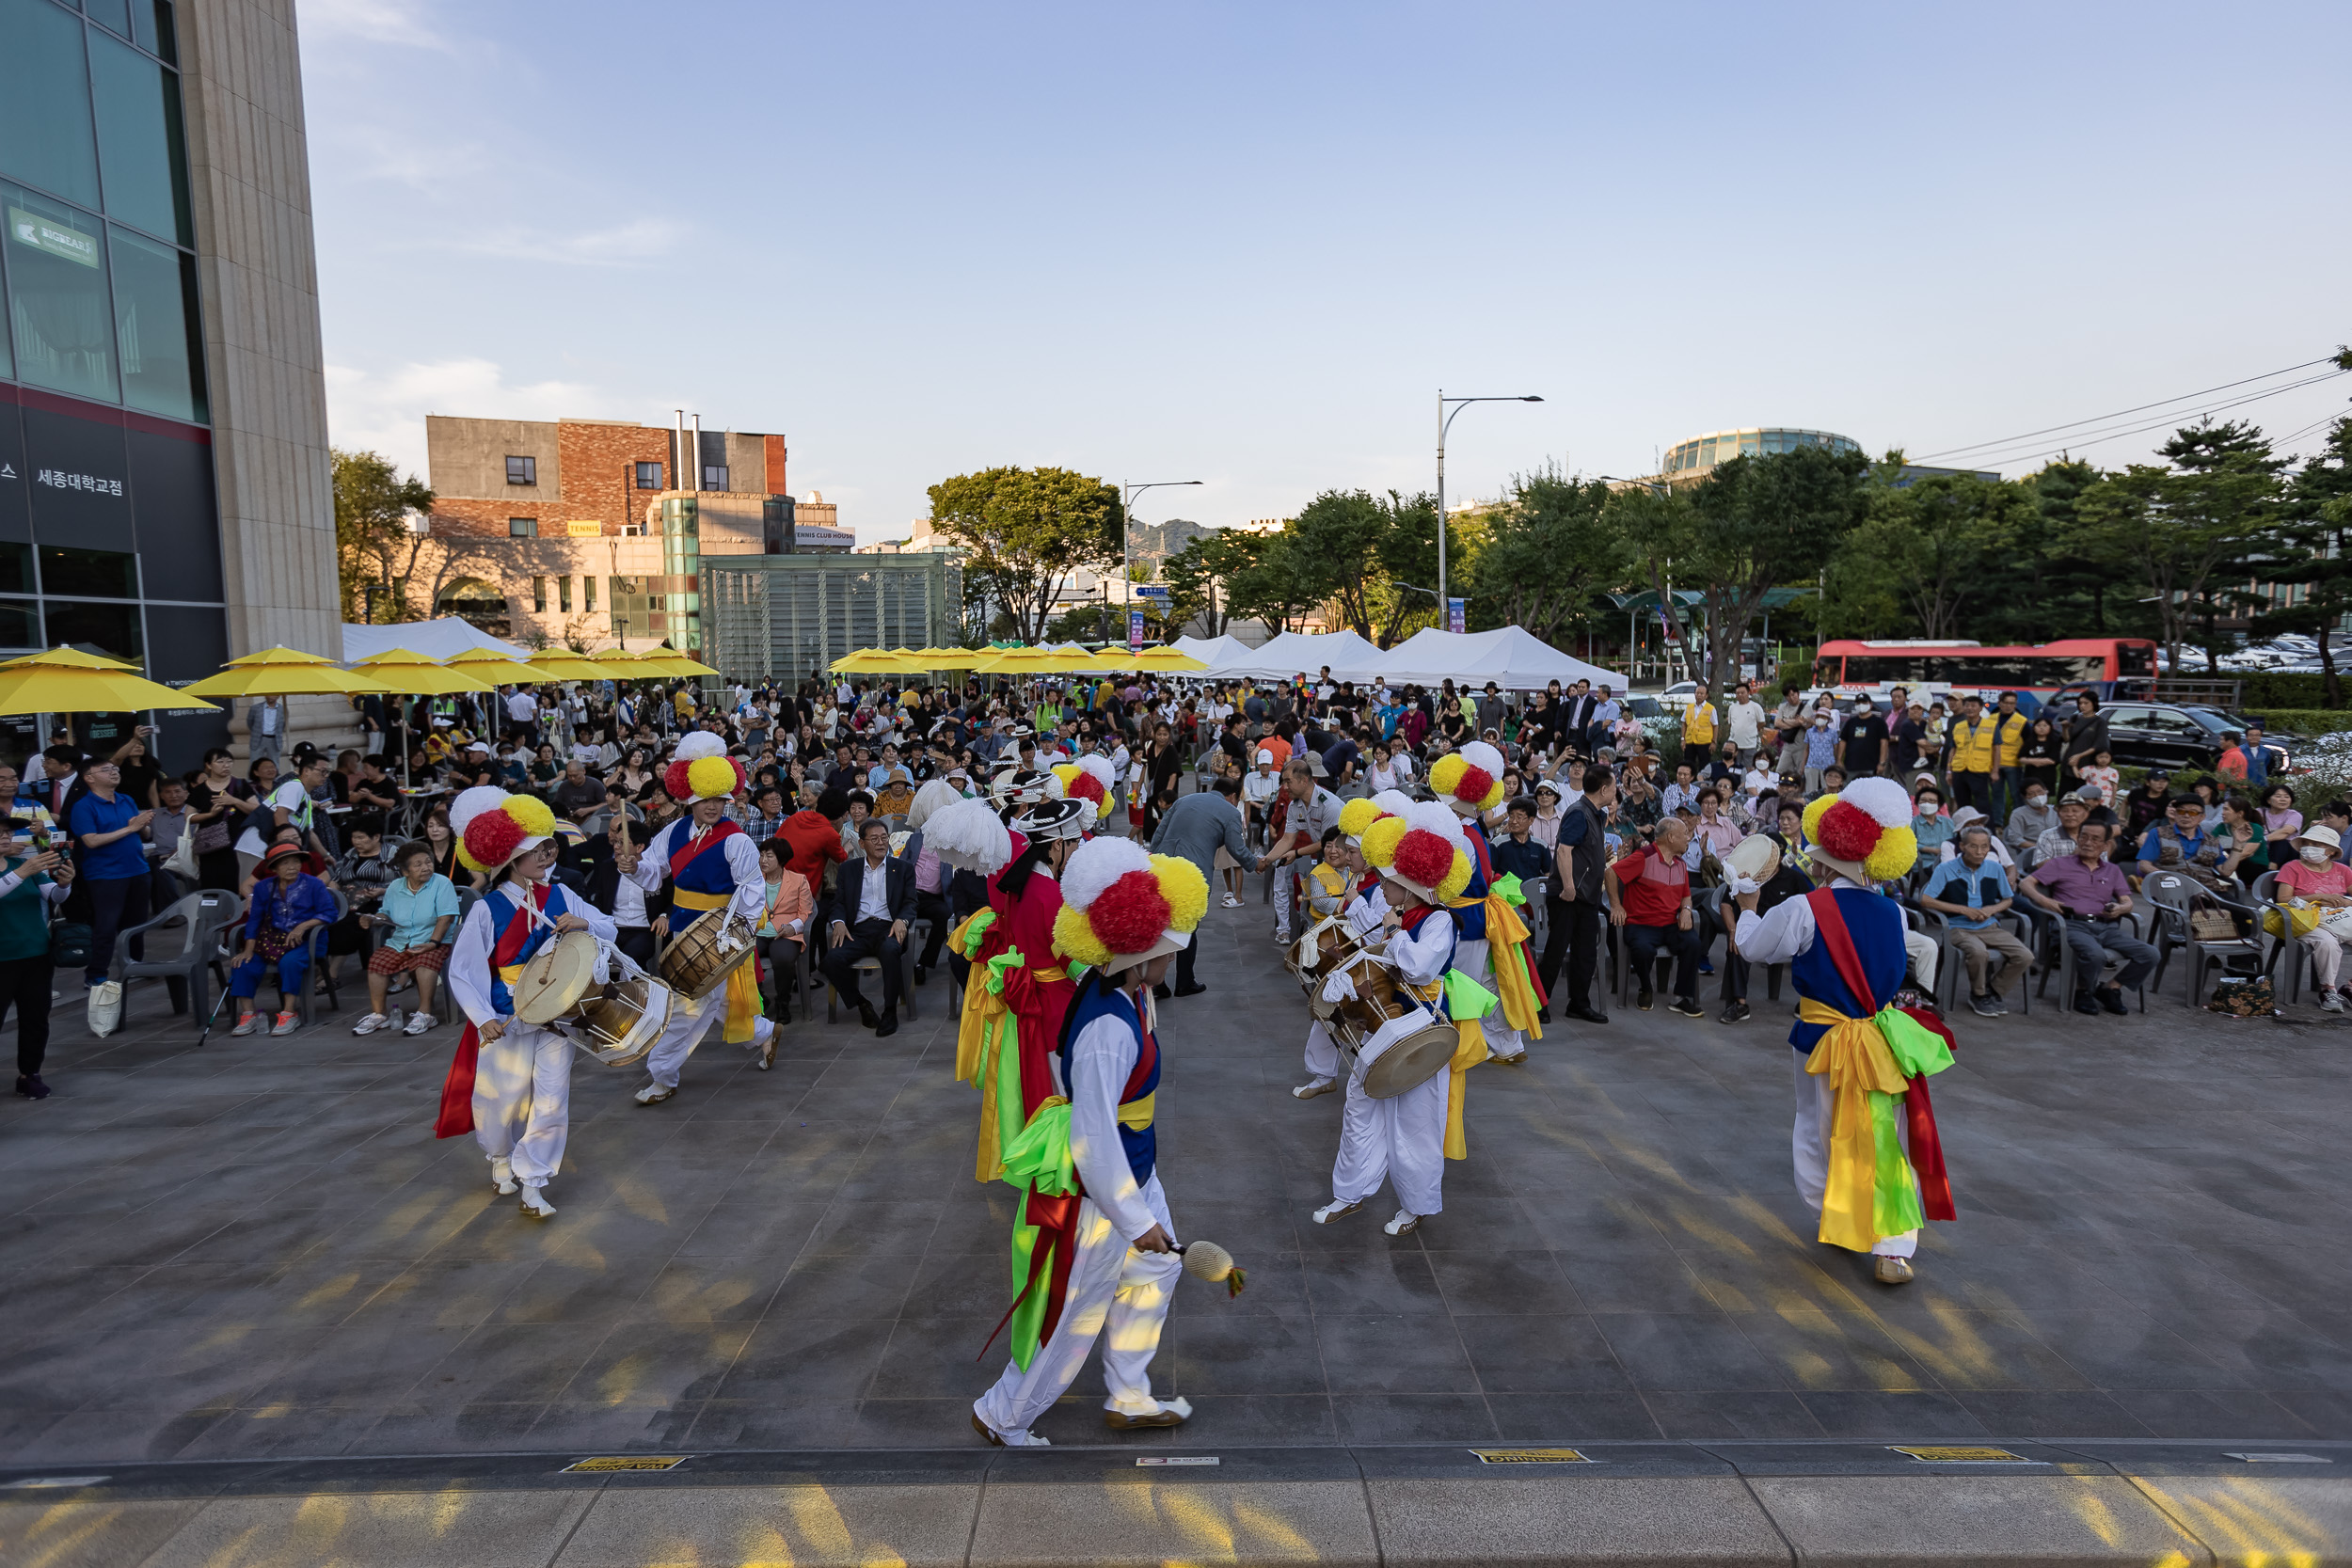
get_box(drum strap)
[434,886,548,1140]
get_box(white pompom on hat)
[1061,835,1151,911]
[1458,740,1505,779]
[448,785,509,839]
[1838,774,1913,830]
[1371,788,1417,818]
[674,731,726,762]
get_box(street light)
[1437,391,1542,614]
[1122,479,1202,641]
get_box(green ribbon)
[985,945,1025,993]
[1490,872,1527,908]
[982,947,1027,1175]
[1867,1090,1926,1237]
[1000,1101,1074,1371]
[1440,967,1498,1022]
[1876,1007,1955,1079]
[958,908,999,960]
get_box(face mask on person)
[2026,794,2046,809]
[2302,847,2333,866]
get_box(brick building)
[418,414,841,652]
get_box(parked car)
[2100,702,2302,772]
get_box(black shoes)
[1565,1006,1609,1024]
[2096,986,2128,1015]
[2073,991,2101,1016]
[876,1010,898,1037]
[1720,999,1751,1024]
[857,1000,880,1030]
[914,965,929,986]
[13,1074,48,1100]
[1967,993,2002,1017]
[1636,985,1654,1011]
[1667,996,1705,1019]
[1172,983,1207,997]
[1152,983,1173,1000]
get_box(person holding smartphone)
[0,818,71,1098]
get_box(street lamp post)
[1121,479,1202,642]
[1437,391,1542,615]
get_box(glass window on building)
[506,455,536,485]
[582,576,596,611]
[1739,434,1760,455]
[41,544,137,598]
[46,597,139,664]
[702,465,727,490]
[132,0,173,60]
[0,544,28,594]
[508,516,535,537]
[108,224,202,420]
[0,598,36,647]
[557,575,571,613]
[87,28,191,245]
[531,575,547,613]
[634,461,661,489]
[0,0,103,211]
[4,182,118,403]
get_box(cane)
[193,974,235,1049]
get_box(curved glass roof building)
[1662,427,1859,485]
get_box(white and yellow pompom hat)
[450,784,558,874]
[1429,740,1508,818]
[1799,775,1919,884]
[1049,754,1118,822]
[1051,837,1210,974]
[662,730,748,804]
[1362,801,1475,904]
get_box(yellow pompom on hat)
[1429,741,1508,816]
[1802,776,1920,884]
[662,730,747,804]
[1337,798,1384,841]
[451,786,557,873]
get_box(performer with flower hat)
[973,837,1208,1447]
[1729,774,1960,1284]
[1427,740,1543,1064]
[628,733,779,1103]
[1293,795,1397,1101]
[1313,801,1494,1236]
[436,786,618,1219]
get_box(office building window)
[634,461,662,489]
[508,516,535,537]
[506,455,536,485]
[582,576,596,611]
[557,576,571,613]
[702,465,727,490]
[531,575,546,613]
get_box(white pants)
[1272,864,1299,936]
[1303,1020,1341,1081]
[473,1022,572,1187]
[1330,1026,1448,1217]
[2298,929,2349,990]
[1458,935,1526,1059]
[645,993,774,1088]
[1904,929,1938,992]
[975,1176,1184,1436]
[1791,1045,1916,1259]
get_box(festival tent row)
[1168,625,1617,690]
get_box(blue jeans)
[2061,916,2155,995]
[1624,920,1704,1001]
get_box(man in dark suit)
[824,816,915,1035]
[1563,683,1599,758]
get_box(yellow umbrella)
[1120,645,1209,673]
[524,648,625,684]
[0,645,141,672]
[0,646,219,717]
[641,649,720,677]
[348,648,494,695]
[442,646,543,686]
[972,646,1068,675]
[831,647,914,674]
[180,645,394,698]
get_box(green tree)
[1462,465,1621,647]
[2074,420,2284,673]
[1836,468,2035,640]
[1160,528,1258,638]
[332,448,435,622]
[1280,490,1391,639]
[1623,445,1869,687]
[927,466,1124,642]
[2256,414,2352,705]
[1369,491,1441,647]
[1224,528,1321,635]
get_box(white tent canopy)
[1365,627,1620,691]
[1171,633,1257,673]
[341,617,529,663]
[1228,629,1385,681]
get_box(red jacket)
[778,808,848,897]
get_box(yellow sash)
[950,910,993,1084]
[1406,973,1486,1160]
[673,887,759,1045]
[1797,997,1912,1252]
[1482,891,1544,1040]
[1118,1091,1156,1131]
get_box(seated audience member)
[351,838,458,1036]
[1606,816,1704,1017]
[2273,824,2352,1013]
[2020,820,2156,1016]
[228,843,336,1037]
[1922,824,2033,1016]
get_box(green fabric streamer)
[958,908,999,960]
[1441,967,1498,1022]
[1490,872,1527,907]
[1867,1088,1926,1237]
[999,1101,1074,1370]
[1876,1007,1954,1079]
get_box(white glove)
[1320,970,1358,1004]
[1727,874,1760,896]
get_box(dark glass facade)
[0,0,228,767]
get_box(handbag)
[49,921,91,970]
[2186,899,2239,943]
[165,828,199,881]
[2261,902,2325,938]
[2206,974,2275,1017]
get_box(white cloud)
[325,357,608,476]
[302,0,456,53]
[440,218,687,267]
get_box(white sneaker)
[1292,1076,1337,1100]
[516,1185,555,1218]
[634,1081,676,1105]
[1312,1199,1362,1225]
[1220,894,1243,909]
[1384,1210,1421,1236]
[404,1011,436,1035]
[269,1010,300,1037]
[2323,991,2344,1014]
[350,1012,391,1036]
[970,1410,1050,1448]
[490,1156,516,1196]
[230,1012,262,1037]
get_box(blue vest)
[1058,978,1159,1187]
[1788,887,1907,1055]
[484,883,573,1018]
[1454,818,1492,941]
[669,819,746,899]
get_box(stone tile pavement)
[1,892,2347,1466]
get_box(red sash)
[669,816,743,878]
[1804,889,1958,1223]
[433,885,546,1138]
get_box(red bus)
[1809,639,2158,714]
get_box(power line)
[1956,370,2350,471]
[1913,356,2338,462]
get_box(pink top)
[2276,860,2352,900]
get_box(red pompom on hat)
[463,808,528,871]
[1089,869,1173,953]
[1392,828,1455,890]
[662,758,694,800]
[1815,800,1881,862]
[1066,770,1106,807]
[1454,764,1495,804]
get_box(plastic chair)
[110,890,244,1032]
[2142,871,2265,1007]
[2249,870,2318,1004]
[2027,901,2149,1011]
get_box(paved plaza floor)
[2,895,2347,1467]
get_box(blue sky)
[301,1,2350,544]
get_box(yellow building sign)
[564,520,603,538]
